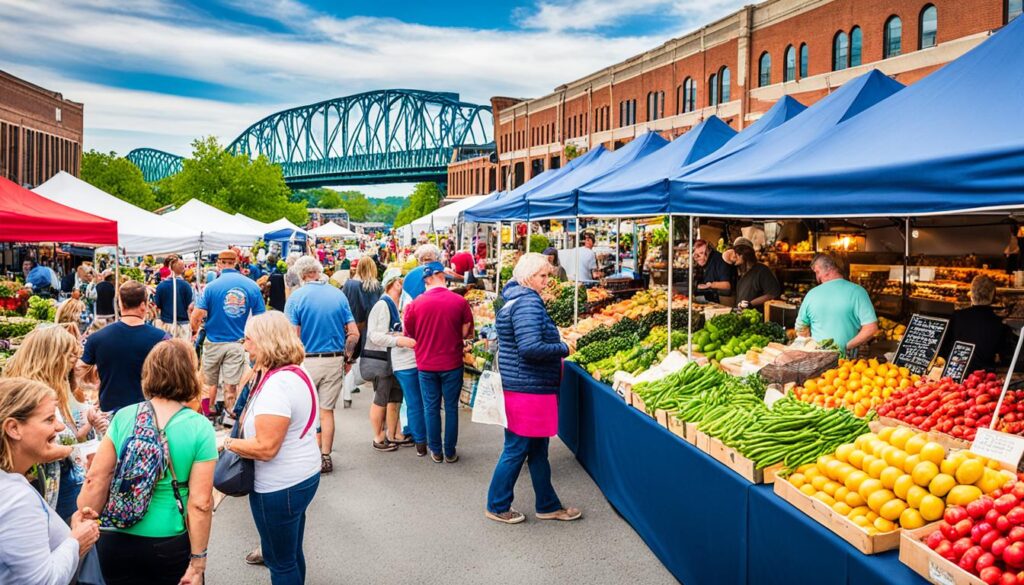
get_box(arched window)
[799,43,809,78]
[1010,0,1024,23]
[708,73,718,106]
[850,26,863,66]
[684,77,696,113]
[719,67,731,103]
[920,5,937,49]
[833,31,849,71]
[784,45,796,82]
[884,16,902,58]
[758,52,772,87]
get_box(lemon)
[874,517,897,532]
[880,466,903,490]
[886,449,908,471]
[800,484,817,496]
[912,461,940,487]
[850,505,870,517]
[804,467,822,481]
[797,463,816,474]
[894,474,915,500]
[877,427,895,444]
[854,433,874,451]
[880,498,908,521]
[867,489,896,513]
[858,478,884,501]
[789,473,806,488]
[878,445,896,464]
[976,468,1003,494]
[902,454,921,474]
[833,501,853,516]
[814,492,836,506]
[851,515,870,528]
[919,494,945,521]
[811,475,829,491]
[823,481,841,497]
[867,458,888,479]
[906,485,929,509]
[904,435,927,455]
[845,470,869,492]
[941,452,968,476]
[846,491,867,508]
[919,442,946,465]
[848,449,866,469]
[956,459,985,485]
[861,455,880,473]
[825,460,845,481]
[946,485,983,507]
[929,473,956,497]
[866,510,879,522]
[890,427,914,449]
[900,508,926,529]
[835,444,855,463]
[871,441,888,458]
[835,486,850,502]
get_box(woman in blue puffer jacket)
[485,253,581,525]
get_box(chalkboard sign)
[892,314,949,376]
[942,341,976,384]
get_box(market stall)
[0,176,118,246]
[162,199,262,250]
[309,221,358,239]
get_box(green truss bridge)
[126,89,493,188]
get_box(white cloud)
[516,0,746,33]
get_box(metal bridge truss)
[126,148,184,183]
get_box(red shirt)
[404,287,473,372]
[450,252,474,276]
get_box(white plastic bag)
[471,370,507,427]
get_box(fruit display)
[559,289,683,345]
[876,316,906,341]
[919,482,1024,584]
[787,426,1013,535]
[876,371,1024,441]
[794,358,920,417]
[683,309,787,361]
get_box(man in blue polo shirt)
[153,255,193,340]
[285,255,359,473]
[402,243,439,301]
[191,249,265,418]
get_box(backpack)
[99,401,182,529]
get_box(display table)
[559,362,928,585]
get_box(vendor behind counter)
[939,274,1018,373]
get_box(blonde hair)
[55,299,86,339]
[0,377,56,472]
[244,312,305,370]
[355,257,381,293]
[143,339,203,402]
[2,325,80,425]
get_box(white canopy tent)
[163,199,263,250]
[264,217,308,235]
[401,195,488,244]
[33,171,203,255]
[234,213,269,233]
[310,221,357,238]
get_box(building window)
[920,5,937,49]
[799,43,809,78]
[884,16,902,59]
[833,31,848,71]
[850,26,862,66]
[708,73,718,106]
[55,108,62,123]
[647,91,664,121]
[784,46,796,82]
[758,52,771,87]
[719,67,731,103]
[1010,0,1023,22]
[680,77,696,113]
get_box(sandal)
[320,454,333,474]
[388,436,414,447]
[373,440,398,452]
[536,507,582,521]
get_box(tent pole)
[903,217,910,318]
[114,242,121,321]
[496,222,503,293]
[615,218,621,274]
[668,215,674,354]
[574,216,580,326]
[527,220,532,254]
[688,217,694,357]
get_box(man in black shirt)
[90,271,117,321]
[692,239,734,303]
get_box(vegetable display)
[544,283,587,327]
[26,296,56,321]
[583,326,686,379]
[794,358,920,417]
[876,371,1024,441]
[683,310,786,361]
[0,316,39,340]
[787,426,1013,535]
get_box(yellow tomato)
[880,467,903,490]
[845,491,867,508]
[893,474,915,500]
[906,485,929,509]
[867,489,896,513]
[874,517,897,532]
[858,478,885,501]
[919,442,946,465]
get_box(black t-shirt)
[82,321,169,412]
[94,281,116,315]
[268,273,286,312]
[735,263,782,306]
[699,250,735,303]
[939,305,1015,373]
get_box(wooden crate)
[684,421,699,445]
[774,478,901,554]
[654,409,671,429]
[667,415,688,442]
[701,431,783,484]
[631,393,651,417]
[899,524,985,585]
[694,429,711,453]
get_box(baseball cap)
[732,237,755,250]
[382,267,403,289]
[217,249,239,262]
[422,261,446,277]
[543,247,558,256]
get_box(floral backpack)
[99,401,183,529]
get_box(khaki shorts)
[201,341,246,386]
[156,321,191,341]
[304,356,346,410]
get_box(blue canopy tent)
[671,15,1024,218]
[527,132,669,220]
[674,69,904,213]
[576,116,737,217]
[264,227,307,257]
[464,146,608,223]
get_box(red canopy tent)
[0,176,118,244]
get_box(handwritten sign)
[892,314,949,376]
[942,341,976,384]
[971,427,1024,467]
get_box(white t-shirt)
[243,368,322,493]
[563,246,598,282]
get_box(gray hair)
[811,253,841,274]
[513,252,551,284]
[415,244,440,263]
[293,255,323,280]
[286,251,302,267]
[971,275,996,306]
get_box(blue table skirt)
[559,362,928,585]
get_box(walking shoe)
[415,443,427,457]
[244,546,264,565]
[320,454,333,474]
[444,450,459,463]
[485,509,526,525]
[536,507,583,521]
[343,399,352,409]
[430,451,443,463]
[373,440,398,452]
[388,435,414,447]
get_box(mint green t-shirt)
[106,404,218,537]
[796,278,877,354]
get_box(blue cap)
[422,261,446,277]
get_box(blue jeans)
[487,429,562,514]
[418,368,463,457]
[394,368,425,444]
[249,474,320,585]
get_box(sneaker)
[444,451,459,463]
[373,440,398,452]
[430,451,443,463]
[485,509,526,524]
[536,507,583,521]
[244,546,264,565]
[415,443,427,457]
[320,454,333,474]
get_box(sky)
[0,0,746,197]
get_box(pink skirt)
[503,390,559,438]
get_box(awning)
[163,199,262,249]
[0,175,118,245]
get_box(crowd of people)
[0,233,582,585]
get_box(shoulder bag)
[359,296,402,380]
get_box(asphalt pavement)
[206,387,677,585]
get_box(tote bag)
[471,369,507,427]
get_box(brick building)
[0,70,84,188]
[446,0,1022,195]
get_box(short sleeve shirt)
[106,405,218,537]
[154,277,194,324]
[195,269,266,343]
[284,282,355,353]
[700,250,735,303]
[797,278,877,351]
[402,265,427,300]
[450,252,474,276]
[735,263,781,304]
[403,287,473,372]
[82,322,169,412]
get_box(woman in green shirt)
[79,338,217,585]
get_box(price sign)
[941,341,976,384]
[892,314,949,376]
[971,427,1024,467]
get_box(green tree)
[159,136,308,225]
[81,150,158,210]
[394,182,443,228]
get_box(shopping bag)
[471,369,507,427]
